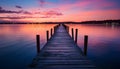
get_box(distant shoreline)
[0,19,120,25]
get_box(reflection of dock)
[29,24,96,69]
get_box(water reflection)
[0,24,56,69]
[67,24,120,69]
[0,24,120,69]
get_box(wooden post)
[72,28,74,40]
[64,24,66,29]
[46,31,49,41]
[84,35,88,56]
[51,28,53,37]
[36,35,40,53]
[75,29,78,43]
[54,26,56,33]
[59,24,60,26]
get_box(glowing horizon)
[0,0,120,22]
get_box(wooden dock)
[29,24,96,69]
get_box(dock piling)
[54,27,55,33]
[36,35,40,53]
[75,29,78,43]
[51,28,53,37]
[46,31,49,41]
[71,28,74,40]
[84,35,88,56]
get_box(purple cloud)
[0,6,63,19]
[35,10,63,17]
[38,0,45,7]
[0,16,50,19]
[0,6,2,10]
[45,10,63,16]
[36,10,63,18]
[0,17,25,19]
[0,16,34,19]
[0,10,63,19]
[0,6,18,13]
[16,5,22,9]
[0,6,32,14]
[0,9,20,13]
[0,9,32,14]
[20,10,32,14]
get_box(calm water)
[0,24,120,69]
[68,24,120,69]
[0,24,56,69]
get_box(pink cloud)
[53,0,116,11]
[65,9,120,22]
[41,10,62,16]
[89,0,116,9]
[0,9,63,19]
[34,10,63,18]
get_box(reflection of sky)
[69,24,120,39]
[0,24,56,43]
[0,0,120,22]
[68,24,120,69]
[0,24,120,69]
[0,24,56,69]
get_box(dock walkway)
[29,24,96,69]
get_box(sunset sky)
[0,0,120,22]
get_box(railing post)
[59,24,60,26]
[75,29,78,43]
[54,26,55,33]
[46,31,49,41]
[72,28,74,40]
[51,28,53,37]
[84,35,88,56]
[36,35,40,53]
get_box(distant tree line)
[79,20,120,24]
[0,19,120,24]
